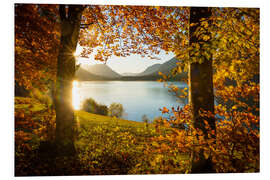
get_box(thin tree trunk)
[55,5,83,155]
[189,7,216,173]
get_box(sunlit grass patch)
[74,111,163,174]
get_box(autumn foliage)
[15,4,60,90]
[141,103,259,173]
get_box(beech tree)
[54,5,85,153]
[188,7,215,173]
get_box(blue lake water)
[75,81,188,122]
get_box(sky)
[75,45,175,74]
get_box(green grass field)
[74,110,160,174]
[76,110,146,129]
[75,110,156,137]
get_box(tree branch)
[80,22,94,29]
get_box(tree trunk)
[189,7,216,173]
[55,5,83,155]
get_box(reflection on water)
[74,81,188,122]
[72,80,80,110]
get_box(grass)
[74,110,160,174]
[75,110,156,137]
[76,110,146,128]
[74,110,191,175]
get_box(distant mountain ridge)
[81,64,121,79]
[155,57,179,75]
[138,63,162,76]
[75,67,112,81]
[76,57,187,81]
[135,57,187,80]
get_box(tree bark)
[189,7,216,173]
[55,5,84,155]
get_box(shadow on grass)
[15,140,136,176]
[15,141,86,176]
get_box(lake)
[73,81,188,122]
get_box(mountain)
[124,57,179,77]
[155,57,179,75]
[137,57,187,80]
[76,57,187,81]
[81,64,121,79]
[75,67,112,81]
[138,63,162,76]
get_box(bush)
[82,98,108,116]
[108,103,124,118]
[97,104,108,116]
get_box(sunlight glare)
[73,80,78,87]
[72,80,81,110]
[73,50,80,57]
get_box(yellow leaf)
[152,141,159,147]
[202,35,210,41]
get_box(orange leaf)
[161,107,169,114]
